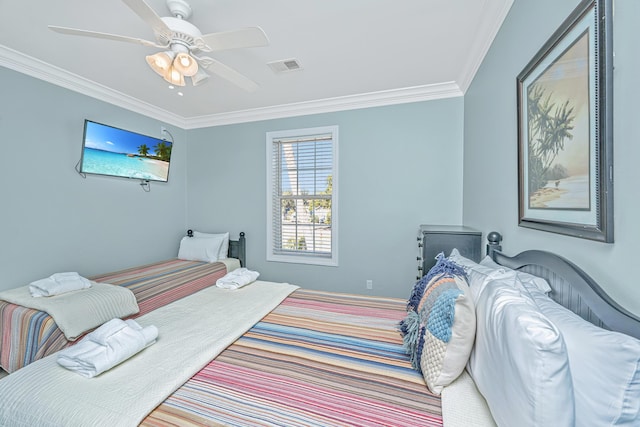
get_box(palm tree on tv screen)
[154,141,172,162]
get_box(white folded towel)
[29,272,92,297]
[124,319,158,344]
[216,268,260,290]
[50,272,82,281]
[87,318,130,345]
[57,318,158,378]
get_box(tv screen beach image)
[81,121,171,182]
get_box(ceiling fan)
[48,0,269,90]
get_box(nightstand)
[417,225,481,278]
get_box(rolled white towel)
[87,318,130,345]
[125,319,158,344]
[57,319,158,378]
[216,268,260,290]
[29,272,92,297]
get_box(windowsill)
[266,254,338,267]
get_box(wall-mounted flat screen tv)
[80,120,172,182]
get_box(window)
[266,126,338,266]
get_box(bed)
[0,231,246,374]
[442,233,640,427]
[0,231,638,427]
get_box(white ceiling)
[0,0,513,129]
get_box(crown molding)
[183,82,463,129]
[0,45,188,128]
[457,0,514,92]
[1,44,463,130]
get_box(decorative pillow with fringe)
[399,253,476,395]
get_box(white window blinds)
[266,126,338,266]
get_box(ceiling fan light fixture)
[163,66,186,86]
[146,51,175,76]
[174,52,198,77]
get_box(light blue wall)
[0,67,188,291]
[186,99,465,298]
[463,0,640,316]
[0,65,464,300]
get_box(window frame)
[266,125,339,266]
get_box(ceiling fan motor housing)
[160,17,202,50]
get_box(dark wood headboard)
[230,232,246,267]
[186,230,246,268]
[486,232,640,339]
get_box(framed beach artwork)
[517,0,613,243]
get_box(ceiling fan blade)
[200,57,259,92]
[48,25,168,48]
[121,0,173,43]
[198,27,269,52]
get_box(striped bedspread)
[0,259,228,373]
[143,289,443,427]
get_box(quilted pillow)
[400,254,476,395]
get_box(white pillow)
[467,278,575,427]
[449,249,515,303]
[192,231,230,260]
[177,236,225,263]
[448,248,483,270]
[522,282,640,426]
[480,256,552,294]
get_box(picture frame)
[517,0,613,243]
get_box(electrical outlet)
[366,279,373,290]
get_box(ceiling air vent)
[267,58,302,74]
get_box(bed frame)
[186,230,246,267]
[486,231,640,339]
